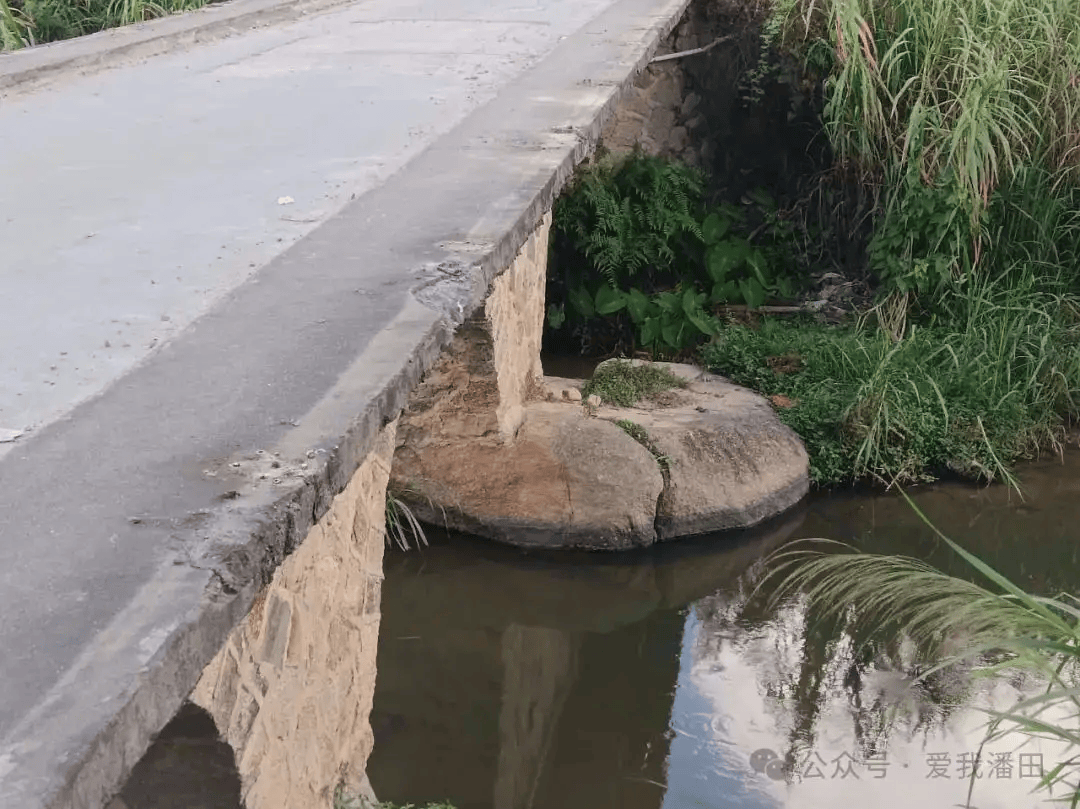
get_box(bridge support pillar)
[189,421,397,809]
[393,212,551,460]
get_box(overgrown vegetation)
[702,265,1080,486]
[547,0,1080,488]
[0,0,209,49]
[547,151,802,355]
[768,498,1080,804]
[768,0,1080,289]
[764,0,1080,304]
[580,359,687,407]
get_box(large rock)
[591,363,810,540]
[391,362,808,550]
[392,402,664,550]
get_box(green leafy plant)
[867,176,977,296]
[636,286,719,352]
[555,150,704,289]
[700,208,777,309]
[549,155,801,355]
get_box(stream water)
[118,449,1080,809]
[367,449,1080,809]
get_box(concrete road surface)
[0,0,615,442]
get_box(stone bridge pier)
[185,216,554,807]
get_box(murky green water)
[367,449,1080,809]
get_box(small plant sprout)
[384,490,428,552]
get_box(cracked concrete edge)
[15,312,453,809]
[0,0,357,95]
[6,0,697,806]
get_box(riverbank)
[699,273,1080,488]
[543,0,1080,490]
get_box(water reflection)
[370,451,1080,809]
[368,513,803,809]
[671,586,1075,808]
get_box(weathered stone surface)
[189,421,397,809]
[393,360,808,550]
[393,402,664,550]
[600,59,688,160]
[486,212,550,438]
[593,363,809,540]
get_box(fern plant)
[555,150,704,287]
[549,153,802,355]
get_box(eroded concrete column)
[190,420,397,809]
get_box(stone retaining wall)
[600,48,700,164]
[601,0,826,208]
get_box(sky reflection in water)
[371,451,1080,809]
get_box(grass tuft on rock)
[615,418,650,446]
[614,418,671,472]
[385,490,429,552]
[581,360,686,408]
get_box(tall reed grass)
[772,0,1080,200]
[769,0,1080,299]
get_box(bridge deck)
[0,0,689,804]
